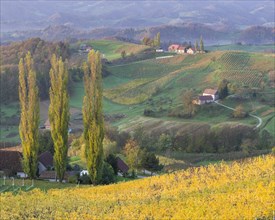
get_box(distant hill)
[1,1,274,31]
[1,1,274,45]
[2,23,274,46]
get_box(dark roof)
[116,157,129,173]
[39,171,77,180]
[38,151,53,167]
[199,95,213,101]
[0,150,23,172]
[203,89,218,95]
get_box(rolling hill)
[1,39,274,148]
[1,155,274,219]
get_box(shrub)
[68,174,79,184]
[100,162,115,185]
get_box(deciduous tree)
[18,52,40,178]
[124,139,141,171]
[49,54,70,182]
[82,50,104,184]
[182,90,197,117]
[200,35,204,52]
[195,40,198,51]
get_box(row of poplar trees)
[18,50,104,184]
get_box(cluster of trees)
[141,32,161,47]
[126,125,272,154]
[1,38,71,104]
[194,36,205,52]
[123,139,163,176]
[19,50,104,184]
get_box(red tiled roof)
[199,95,213,101]
[169,44,180,50]
[0,150,23,172]
[38,151,53,168]
[116,157,129,173]
[178,46,186,50]
[203,89,218,95]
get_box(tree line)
[19,50,104,184]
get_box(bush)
[106,154,118,175]
[79,174,91,184]
[68,174,79,184]
[100,163,115,185]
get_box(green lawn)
[0,179,80,194]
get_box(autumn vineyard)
[1,155,274,219]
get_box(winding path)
[214,101,262,129]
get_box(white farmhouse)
[203,89,219,101]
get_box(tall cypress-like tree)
[195,40,198,51]
[18,52,40,178]
[82,50,104,185]
[200,35,204,52]
[48,54,70,182]
[155,32,161,47]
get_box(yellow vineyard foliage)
[1,155,274,219]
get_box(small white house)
[80,170,89,176]
[187,48,195,54]
[203,89,219,101]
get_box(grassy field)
[0,178,79,194]
[71,39,149,61]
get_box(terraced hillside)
[1,155,274,219]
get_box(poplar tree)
[18,52,40,178]
[195,40,198,51]
[200,35,204,52]
[155,32,161,47]
[49,55,70,182]
[82,50,104,184]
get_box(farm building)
[39,171,77,182]
[177,46,187,54]
[168,44,180,52]
[203,89,219,100]
[44,119,51,130]
[0,150,26,177]
[38,151,53,175]
[156,48,164,53]
[187,48,195,54]
[117,157,129,175]
[193,95,214,105]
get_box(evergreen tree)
[18,52,40,178]
[155,32,161,47]
[82,50,104,185]
[200,35,204,52]
[49,54,70,182]
[195,40,198,51]
[218,79,229,99]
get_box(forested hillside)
[0,38,70,104]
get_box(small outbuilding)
[203,89,219,101]
[0,150,26,177]
[38,151,53,174]
[116,157,129,175]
